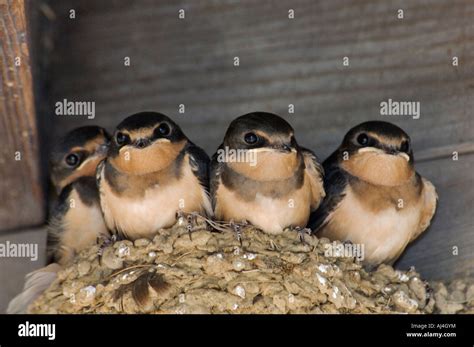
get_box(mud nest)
[29,216,474,314]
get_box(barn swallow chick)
[97,112,212,240]
[47,125,111,265]
[309,121,438,267]
[210,112,325,235]
[7,126,110,313]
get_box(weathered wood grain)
[0,0,44,230]
[396,153,474,281]
[416,141,474,162]
[42,0,474,157]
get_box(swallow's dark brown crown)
[50,126,109,165]
[108,112,188,160]
[338,120,414,164]
[343,121,409,142]
[225,112,294,139]
[117,112,178,131]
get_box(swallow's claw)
[230,220,243,247]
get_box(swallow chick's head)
[339,121,415,186]
[222,112,300,180]
[50,126,110,193]
[224,112,297,152]
[109,112,187,175]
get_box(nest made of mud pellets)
[29,216,474,314]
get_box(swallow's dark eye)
[157,123,171,136]
[116,132,129,146]
[357,133,370,146]
[400,140,410,153]
[244,132,258,145]
[65,153,80,167]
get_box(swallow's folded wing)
[411,176,438,242]
[300,147,326,211]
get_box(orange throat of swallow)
[341,148,414,186]
[110,139,186,175]
[228,148,299,181]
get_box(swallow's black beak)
[282,144,292,153]
[135,138,151,149]
[273,143,293,153]
[385,147,398,155]
[97,143,109,156]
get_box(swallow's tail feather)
[7,263,61,314]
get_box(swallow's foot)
[229,220,243,247]
[176,211,202,240]
[186,213,198,240]
[291,226,311,244]
[97,233,118,257]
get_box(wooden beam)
[0,0,44,231]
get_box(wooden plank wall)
[34,0,473,280]
[0,0,44,231]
